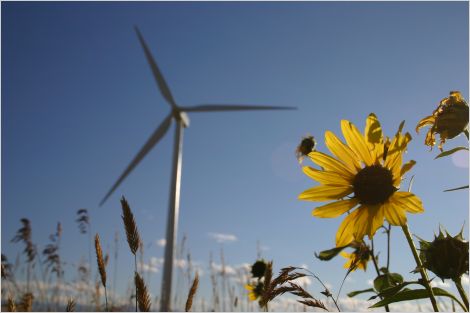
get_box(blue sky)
[2,1,469,310]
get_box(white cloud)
[431,279,451,288]
[211,263,238,276]
[367,279,374,286]
[140,256,163,273]
[462,275,469,286]
[294,275,312,286]
[208,232,238,243]
[156,238,166,247]
[140,256,204,277]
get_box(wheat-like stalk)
[135,272,151,312]
[95,234,107,287]
[120,197,141,255]
[20,293,33,312]
[95,234,108,311]
[7,295,16,312]
[66,298,76,312]
[185,271,199,312]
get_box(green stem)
[370,240,390,312]
[401,224,439,312]
[386,224,391,271]
[453,277,469,311]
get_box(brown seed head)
[185,272,199,312]
[135,272,151,312]
[121,197,142,255]
[94,234,107,287]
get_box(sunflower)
[299,114,424,247]
[340,242,371,272]
[245,281,264,301]
[416,91,469,151]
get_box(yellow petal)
[299,185,353,201]
[385,132,411,169]
[341,120,374,166]
[391,192,424,214]
[312,198,359,218]
[341,253,353,269]
[335,209,361,247]
[308,151,356,178]
[349,205,384,241]
[367,205,385,238]
[302,166,350,186]
[364,113,383,145]
[357,260,367,271]
[416,115,435,133]
[383,200,407,226]
[391,154,403,186]
[245,284,254,291]
[400,160,416,177]
[340,251,351,259]
[325,131,362,172]
[425,128,436,147]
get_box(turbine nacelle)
[173,109,190,128]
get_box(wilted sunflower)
[416,91,469,151]
[299,114,424,247]
[340,242,371,272]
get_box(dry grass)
[65,298,76,312]
[19,293,33,312]
[94,234,107,288]
[7,295,16,312]
[120,197,141,256]
[185,271,199,312]
[134,272,151,312]
[94,234,108,311]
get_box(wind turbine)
[100,26,296,311]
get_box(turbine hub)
[173,109,190,128]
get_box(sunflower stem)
[453,277,469,311]
[401,224,439,312]
[386,223,391,271]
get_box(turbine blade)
[180,104,297,112]
[135,26,178,110]
[100,114,173,206]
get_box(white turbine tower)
[100,26,296,311]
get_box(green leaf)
[373,273,403,293]
[444,185,469,192]
[315,245,350,261]
[369,287,466,311]
[347,288,375,298]
[374,281,421,299]
[435,146,469,159]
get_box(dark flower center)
[353,165,396,205]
